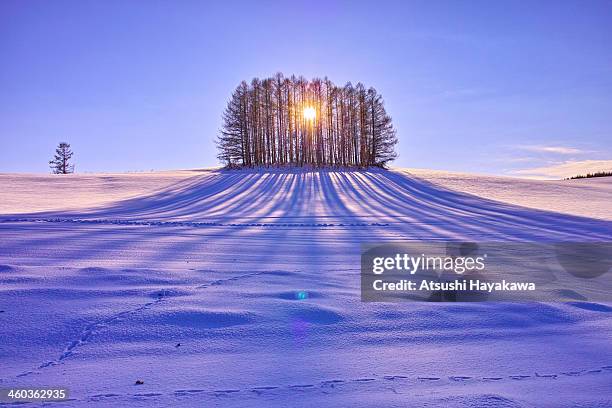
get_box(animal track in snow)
[0,217,389,229]
[10,270,268,380]
[71,364,612,403]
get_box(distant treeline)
[566,171,612,180]
[217,73,398,168]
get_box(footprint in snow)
[383,375,408,381]
[289,384,315,389]
[535,373,557,379]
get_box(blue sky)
[1,0,611,177]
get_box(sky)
[1,0,611,178]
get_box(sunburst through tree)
[217,73,398,168]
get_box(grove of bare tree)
[217,73,398,168]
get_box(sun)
[303,106,316,121]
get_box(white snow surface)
[0,168,611,407]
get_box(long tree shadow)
[1,168,611,246]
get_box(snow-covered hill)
[2,168,612,220]
[0,168,610,407]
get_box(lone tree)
[49,142,75,174]
[217,73,398,168]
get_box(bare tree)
[49,142,75,174]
